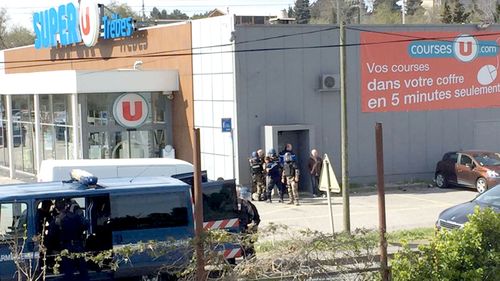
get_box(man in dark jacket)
[57,199,89,281]
[238,187,260,258]
[265,153,284,203]
[308,149,323,197]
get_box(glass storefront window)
[0,96,8,166]
[11,96,35,173]
[83,92,170,160]
[39,94,74,162]
[151,92,166,123]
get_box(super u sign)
[33,0,134,49]
[113,94,149,129]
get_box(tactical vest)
[283,162,296,177]
[250,158,264,174]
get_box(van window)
[203,181,239,221]
[0,203,28,239]
[110,192,188,231]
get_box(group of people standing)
[37,198,89,280]
[249,144,324,205]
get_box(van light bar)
[70,169,98,186]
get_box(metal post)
[325,160,335,234]
[375,123,389,281]
[193,128,206,281]
[33,94,41,172]
[6,95,14,178]
[71,93,79,159]
[231,128,236,179]
[339,0,351,233]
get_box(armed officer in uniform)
[249,150,266,201]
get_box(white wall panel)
[192,15,237,181]
[212,75,224,101]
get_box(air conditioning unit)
[320,74,340,91]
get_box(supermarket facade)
[2,3,500,190]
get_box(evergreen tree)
[441,1,453,23]
[293,0,311,24]
[150,7,161,19]
[287,6,295,18]
[453,0,471,23]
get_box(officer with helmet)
[249,150,266,201]
[237,186,260,258]
[264,148,285,203]
[282,152,300,205]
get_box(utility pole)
[142,0,146,21]
[337,0,351,233]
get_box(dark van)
[0,174,240,280]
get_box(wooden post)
[193,128,206,281]
[375,123,389,281]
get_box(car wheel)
[435,173,447,188]
[476,177,488,193]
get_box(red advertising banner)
[360,31,500,112]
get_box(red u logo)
[80,7,90,35]
[122,101,142,121]
[458,41,472,56]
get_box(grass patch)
[255,227,435,253]
[387,227,435,244]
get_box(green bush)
[391,207,500,281]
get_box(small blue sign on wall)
[221,118,232,132]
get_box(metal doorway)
[262,125,315,192]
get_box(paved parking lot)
[0,173,478,233]
[254,185,478,233]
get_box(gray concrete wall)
[234,25,341,188]
[235,24,500,187]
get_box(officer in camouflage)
[282,152,300,205]
[249,149,266,201]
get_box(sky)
[0,0,298,30]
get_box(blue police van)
[0,172,240,280]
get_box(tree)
[191,11,211,20]
[310,0,336,24]
[496,3,500,22]
[441,1,454,23]
[3,26,35,49]
[150,7,161,19]
[287,6,295,18]
[0,8,8,49]
[453,0,471,23]
[293,0,311,24]
[150,7,169,20]
[365,0,401,24]
[106,0,139,19]
[406,0,424,16]
[167,9,189,20]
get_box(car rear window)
[444,153,458,162]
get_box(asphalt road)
[254,185,478,233]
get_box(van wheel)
[476,177,488,193]
[435,173,447,188]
